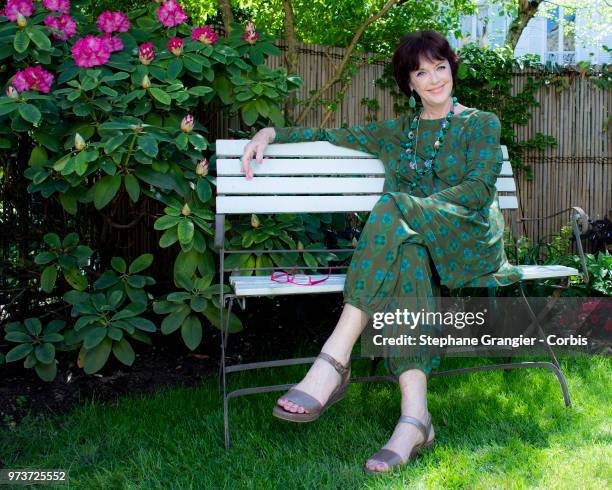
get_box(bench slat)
[217,140,511,160]
[500,161,513,176]
[219,194,519,213]
[496,177,516,192]
[217,177,386,194]
[498,195,518,209]
[229,264,580,297]
[217,176,516,195]
[216,140,375,158]
[216,158,384,176]
[217,195,381,213]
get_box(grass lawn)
[1,355,610,489]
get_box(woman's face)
[409,56,453,107]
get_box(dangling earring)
[408,89,416,109]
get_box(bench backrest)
[215,141,518,214]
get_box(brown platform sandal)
[364,411,435,474]
[272,352,351,423]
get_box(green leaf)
[35,251,56,265]
[190,297,207,312]
[108,327,123,341]
[83,337,112,373]
[112,302,146,320]
[159,227,179,248]
[195,179,212,203]
[24,318,42,335]
[18,104,41,124]
[178,219,195,244]
[187,133,207,150]
[167,58,183,79]
[35,343,55,364]
[29,146,48,167]
[188,86,213,96]
[34,361,57,382]
[42,333,63,343]
[181,315,202,350]
[41,265,58,293]
[161,304,190,334]
[13,30,30,53]
[5,332,32,342]
[112,338,135,366]
[154,215,181,230]
[63,267,88,291]
[104,133,130,154]
[93,174,122,209]
[137,134,158,157]
[241,100,259,126]
[124,173,140,203]
[174,249,200,281]
[84,326,108,349]
[26,27,51,50]
[126,317,156,332]
[59,193,78,214]
[111,256,127,273]
[149,87,171,105]
[6,343,33,362]
[43,233,61,248]
[129,254,154,274]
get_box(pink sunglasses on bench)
[271,264,332,286]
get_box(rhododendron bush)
[0,0,302,379]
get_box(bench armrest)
[516,206,590,284]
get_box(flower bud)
[196,159,208,176]
[167,36,184,56]
[181,203,191,216]
[141,74,151,89]
[181,114,194,133]
[250,214,260,228]
[351,237,358,248]
[74,133,86,151]
[139,42,155,65]
[16,13,27,28]
[297,240,304,251]
[5,85,18,99]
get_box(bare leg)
[277,303,369,413]
[364,369,435,472]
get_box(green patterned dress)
[273,108,521,378]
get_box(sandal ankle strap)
[317,352,350,378]
[398,412,431,442]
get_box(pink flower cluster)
[191,26,217,45]
[102,34,123,52]
[97,10,130,34]
[139,42,155,64]
[12,65,54,94]
[157,0,187,28]
[5,0,34,22]
[242,19,259,44]
[167,36,184,56]
[71,35,111,68]
[42,0,69,14]
[44,13,76,40]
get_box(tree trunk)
[218,0,234,36]
[282,0,299,124]
[295,0,402,126]
[505,0,544,50]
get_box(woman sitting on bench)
[240,30,520,474]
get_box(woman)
[240,30,520,474]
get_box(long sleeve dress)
[273,108,521,379]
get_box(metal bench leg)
[519,284,571,407]
[220,296,236,449]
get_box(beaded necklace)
[396,96,458,192]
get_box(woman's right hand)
[241,127,275,180]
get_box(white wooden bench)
[214,140,589,449]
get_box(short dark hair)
[392,30,460,103]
